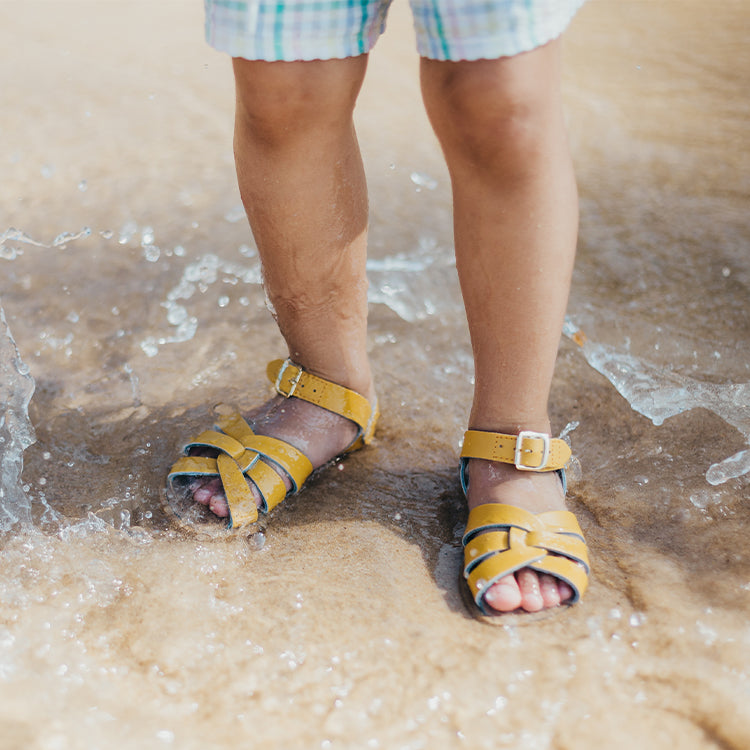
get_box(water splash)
[0,226,91,255]
[564,319,750,484]
[365,237,461,322]
[140,253,262,357]
[141,238,461,355]
[0,302,36,530]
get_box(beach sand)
[1,1,749,748]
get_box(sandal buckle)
[275,358,303,398]
[514,431,550,471]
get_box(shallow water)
[1,1,749,748]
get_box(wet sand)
[1,1,749,748]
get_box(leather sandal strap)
[462,503,590,613]
[168,360,378,531]
[217,453,260,526]
[169,408,315,529]
[461,429,571,472]
[267,359,375,445]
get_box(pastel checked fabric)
[205,0,586,62]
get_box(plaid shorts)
[205,0,585,62]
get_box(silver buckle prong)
[275,358,302,398]
[514,431,551,471]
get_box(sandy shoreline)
[1,1,749,748]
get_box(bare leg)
[193,56,375,516]
[421,40,579,612]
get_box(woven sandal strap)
[169,409,316,529]
[463,503,584,543]
[463,524,589,573]
[462,504,590,611]
[217,453,260,526]
[215,414,314,525]
[168,454,220,479]
[267,359,374,439]
[466,549,589,611]
[213,411,314,491]
[461,429,571,472]
[183,429,246,461]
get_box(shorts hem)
[414,0,586,62]
[206,35,384,62]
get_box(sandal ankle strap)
[267,358,376,445]
[460,429,571,472]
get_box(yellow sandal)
[166,358,378,531]
[459,430,590,622]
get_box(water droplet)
[218,295,230,308]
[224,205,246,223]
[140,338,159,357]
[0,246,20,260]
[410,171,438,190]
[119,221,138,245]
[143,245,160,262]
[78,180,87,192]
[247,531,266,551]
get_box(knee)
[422,58,562,168]
[233,57,366,146]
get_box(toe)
[192,478,223,506]
[483,574,523,612]
[558,580,575,604]
[516,569,545,612]
[539,573,563,608]
[208,493,230,517]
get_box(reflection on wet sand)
[1,1,749,748]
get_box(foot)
[464,458,575,613]
[189,393,365,517]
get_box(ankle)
[464,458,565,511]
[467,415,552,437]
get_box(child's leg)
[233,57,373,396]
[192,56,376,516]
[420,40,579,612]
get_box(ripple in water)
[563,319,750,484]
